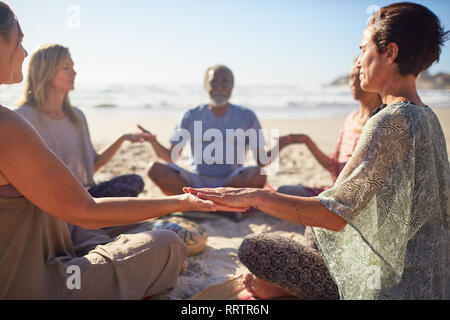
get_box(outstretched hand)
[183,187,258,209]
[121,133,149,143]
[279,134,310,149]
[180,192,250,213]
[137,124,157,142]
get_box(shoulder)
[230,104,259,120]
[0,106,38,137]
[345,110,359,122]
[70,106,90,128]
[71,106,87,120]
[14,104,44,130]
[368,102,414,127]
[0,105,19,122]
[341,110,359,129]
[364,102,419,144]
[15,104,39,118]
[180,104,207,122]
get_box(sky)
[8,0,450,89]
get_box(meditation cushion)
[152,217,208,256]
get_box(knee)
[249,167,267,188]
[277,185,290,194]
[255,170,267,187]
[125,174,145,192]
[147,162,165,182]
[129,174,144,185]
[238,234,265,266]
[152,229,188,261]
[277,185,303,196]
[241,166,267,188]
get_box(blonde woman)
[17,44,145,198]
[0,2,246,299]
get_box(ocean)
[1,82,449,119]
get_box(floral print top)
[313,101,449,299]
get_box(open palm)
[182,192,250,213]
[184,187,257,209]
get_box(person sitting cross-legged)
[141,65,274,197]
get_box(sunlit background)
[2,0,450,118]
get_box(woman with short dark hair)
[187,2,450,299]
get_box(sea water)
[1,82,449,119]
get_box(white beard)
[210,94,229,107]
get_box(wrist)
[251,188,268,208]
[173,193,192,211]
[304,136,314,148]
[118,135,127,144]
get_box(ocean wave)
[1,82,448,116]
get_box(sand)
[85,107,450,300]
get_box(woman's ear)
[385,42,399,64]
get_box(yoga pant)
[88,174,144,198]
[238,233,339,299]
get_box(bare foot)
[243,273,292,299]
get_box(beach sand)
[85,107,450,299]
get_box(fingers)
[137,124,150,134]
[123,132,156,143]
[184,187,222,196]
[196,198,248,212]
[197,193,249,212]
[212,203,250,212]
[188,190,233,206]
[196,192,225,203]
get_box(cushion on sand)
[152,217,208,256]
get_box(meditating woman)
[16,44,146,198]
[186,2,449,299]
[0,2,246,299]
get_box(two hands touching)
[182,186,258,214]
[125,124,255,214]
[125,126,313,217]
[115,124,159,145]
[278,134,311,150]
[118,125,157,144]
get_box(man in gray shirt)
[141,65,269,196]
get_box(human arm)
[278,134,331,170]
[93,133,149,172]
[0,108,247,230]
[185,187,347,232]
[253,134,316,167]
[137,125,176,163]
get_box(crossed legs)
[147,162,189,196]
[147,162,267,195]
[238,233,339,300]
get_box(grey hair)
[203,64,234,88]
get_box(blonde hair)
[17,44,80,127]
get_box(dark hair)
[369,2,449,76]
[0,2,18,42]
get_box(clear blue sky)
[9,0,450,88]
